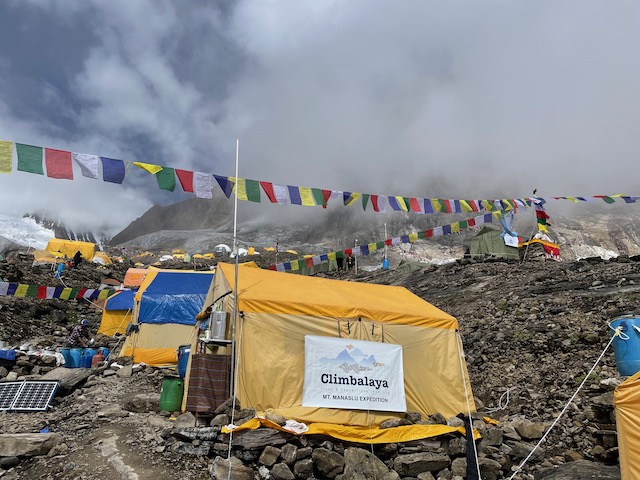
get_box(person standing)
[73,251,83,268]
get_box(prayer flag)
[72,153,100,179]
[408,233,418,242]
[594,195,616,204]
[260,182,278,203]
[288,186,302,205]
[175,169,194,192]
[194,172,212,198]
[312,188,327,207]
[214,175,234,198]
[0,141,12,173]
[299,187,315,206]
[343,192,361,206]
[101,157,126,184]
[442,225,451,235]
[361,193,370,210]
[156,167,176,191]
[371,195,386,213]
[134,162,163,174]
[409,198,422,213]
[45,149,73,179]
[16,143,44,175]
[423,199,434,213]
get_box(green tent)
[469,227,519,259]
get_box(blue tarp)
[104,290,135,311]
[138,272,214,326]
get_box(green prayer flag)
[16,143,44,175]
[376,241,385,249]
[459,220,468,229]
[311,188,325,206]
[361,194,370,210]
[417,231,426,239]
[26,285,38,297]
[336,251,344,259]
[403,197,410,211]
[156,167,176,191]
[246,179,261,202]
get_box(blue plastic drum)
[177,345,191,378]
[610,315,640,376]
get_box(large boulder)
[0,433,64,457]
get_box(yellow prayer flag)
[408,233,418,242]
[0,140,12,174]
[230,177,248,201]
[299,187,316,206]
[459,200,473,212]
[60,288,73,300]
[538,224,548,232]
[368,243,378,252]
[328,252,337,261]
[133,162,163,174]
[451,222,460,234]
[98,290,111,300]
[291,260,300,271]
[430,199,441,212]
[15,284,28,297]
[394,196,409,211]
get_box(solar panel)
[11,381,58,411]
[0,381,58,411]
[0,382,23,410]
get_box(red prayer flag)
[409,198,422,213]
[37,286,47,299]
[344,248,353,255]
[424,229,433,238]
[371,195,381,212]
[45,148,73,180]
[467,218,476,227]
[175,169,194,192]
[384,239,392,246]
[260,181,278,203]
[305,258,314,268]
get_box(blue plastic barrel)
[382,259,390,270]
[60,348,72,368]
[81,348,97,368]
[610,315,640,376]
[177,345,191,378]
[69,348,83,368]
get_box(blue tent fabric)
[138,272,214,326]
[105,290,135,311]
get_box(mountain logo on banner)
[319,344,384,374]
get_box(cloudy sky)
[1,1,639,235]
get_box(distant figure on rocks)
[73,251,83,268]
[67,319,92,348]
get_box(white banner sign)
[302,335,406,412]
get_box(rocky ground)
[0,247,637,479]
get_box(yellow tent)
[196,263,475,429]
[45,238,96,260]
[93,251,112,265]
[98,290,134,336]
[31,250,64,265]
[615,370,640,478]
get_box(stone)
[174,412,196,428]
[115,365,133,377]
[231,428,289,449]
[428,413,446,424]
[312,447,345,479]
[259,445,282,467]
[296,446,313,460]
[293,458,314,479]
[280,443,297,465]
[537,459,621,479]
[416,473,436,480]
[405,411,422,423]
[122,392,161,413]
[451,457,466,477]
[393,452,450,477]
[265,412,287,425]
[46,442,70,457]
[5,371,18,381]
[0,366,8,377]
[41,367,92,389]
[512,418,546,440]
[337,447,399,480]
[271,462,295,480]
[380,418,411,429]
[209,455,255,480]
[209,414,229,427]
[0,457,19,468]
[0,433,64,457]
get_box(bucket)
[80,348,97,368]
[177,345,191,378]
[382,259,390,270]
[210,311,227,340]
[69,348,83,368]
[60,348,72,368]
[159,376,184,412]
[98,347,110,360]
[610,315,640,376]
